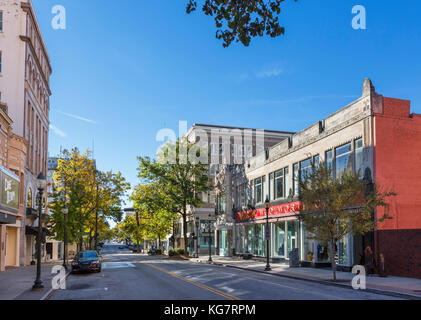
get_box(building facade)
[177,124,294,256]
[218,79,421,278]
[0,0,52,269]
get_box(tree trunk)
[330,239,337,281]
[182,212,188,255]
[137,239,140,253]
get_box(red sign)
[236,201,303,222]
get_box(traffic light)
[135,212,140,226]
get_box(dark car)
[71,251,103,274]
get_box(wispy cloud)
[50,124,67,138]
[255,66,284,79]
[56,110,98,124]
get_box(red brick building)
[374,96,421,278]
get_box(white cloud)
[50,124,67,138]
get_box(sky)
[32,0,421,208]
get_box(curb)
[195,259,421,300]
[40,270,72,301]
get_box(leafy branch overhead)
[186,0,297,47]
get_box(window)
[0,12,3,32]
[275,169,284,199]
[313,155,320,167]
[355,138,364,177]
[269,173,274,201]
[27,188,33,208]
[300,158,312,182]
[335,143,352,179]
[326,150,333,172]
[284,167,290,198]
[293,163,299,196]
[255,177,262,204]
[262,176,267,202]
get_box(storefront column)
[0,225,6,271]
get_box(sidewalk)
[193,255,421,300]
[0,262,68,300]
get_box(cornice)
[20,1,52,73]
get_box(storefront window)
[301,224,315,262]
[274,222,286,257]
[254,224,264,256]
[338,236,350,265]
[316,241,330,262]
[355,138,364,177]
[335,143,352,180]
[287,220,299,258]
[275,169,284,199]
[246,225,253,253]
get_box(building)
[0,102,26,271]
[177,124,294,256]
[219,79,421,278]
[0,0,52,268]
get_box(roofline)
[191,123,296,135]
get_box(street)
[50,245,401,300]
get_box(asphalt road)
[50,244,401,300]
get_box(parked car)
[71,251,103,274]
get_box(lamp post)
[62,205,68,270]
[208,211,214,263]
[264,197,271,272]
[33,173,47,290]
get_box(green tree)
[186,0,298,47]
[120,215,145,253]
[49,148,130,250]
[137,138,211,253]
[130,183,179,250]
[299,161,395,281]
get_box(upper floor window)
[355,138,364,177]
[335,143,352,179]
[0,12,3,32]
[255,177,263,204]
[275,169,284,199]
[300,158,312,182]
[326,150,333,172]
[293,163,299,196]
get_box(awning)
[25,226,51,237]
[0,212,17,225]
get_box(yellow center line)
[142,262,241,301]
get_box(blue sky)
[33,0,421,201]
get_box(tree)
[49,148,130,250]
[186,0,298,47]
[130,183,179,250]
[119,215,145,253]
[137,138,211,253]
[299,161,395,281]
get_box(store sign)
[0,170,20,211]
[236,201,303,222]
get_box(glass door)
[287,220,298,259]
[273,222,286,258]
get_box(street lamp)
[208,210,215,263]
[62,205,69,270]
[264,197,271,272]
[33,172,47,290]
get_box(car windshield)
[79,252,98,259]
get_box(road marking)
[142,262,241,301]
